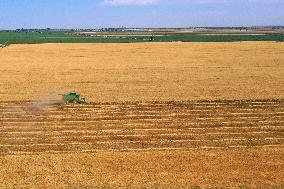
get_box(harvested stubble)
[0,100,284,188]
[1,100,283,153]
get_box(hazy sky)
[0,0,283,29]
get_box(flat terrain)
[0,100,283,188]
[1,100,283,154]
[0,42,283,188]
[0,42,283,102]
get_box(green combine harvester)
[59,92,86,104]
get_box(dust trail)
[29,99,64,111]
[5,98,64,114]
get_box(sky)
[0,0,283,29]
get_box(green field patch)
[0,31,283,44]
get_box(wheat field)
[0,42,283,102]
[0,42,283,188]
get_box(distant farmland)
[0,30,284,44]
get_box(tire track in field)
[0,100,283,154]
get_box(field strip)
[3,132,283,140]
[1,107,282,113]
[1,109,283,115]
[1,119,283,124]
[2,112,283,117]
[1,144,284,156]
[0,117,174,122]
[0,115,283,121]
[230,112,284,115]
[56,108,284,112]
[1,125,284,134]
[1,99,283,104]
[131,126,284,131]
[239,116,283,119]
[2,120,283,127]
[1,103,283,109]
[2,131,279,138]
[1,126,284,134]
[1,138,283,146]
[2,108,284,113]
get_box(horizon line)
[1,26,284,31]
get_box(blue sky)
[0,0,283,29]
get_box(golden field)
[0,42,283,102]
[0,42,283,188]
[0,148,283,188]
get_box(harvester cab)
[59,92,86,104]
